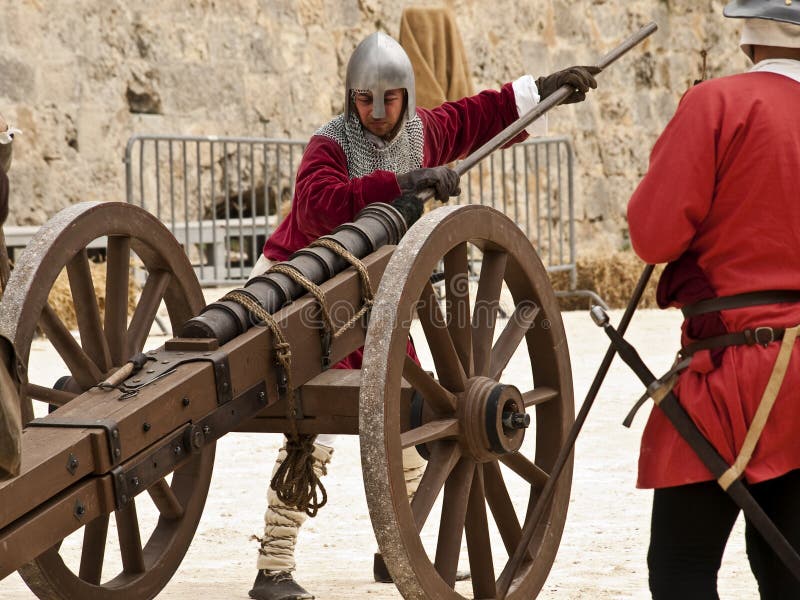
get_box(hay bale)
[549,251,664,311]
[47,260,141,332]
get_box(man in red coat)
[249,31,598,600]
[627,2,800,597]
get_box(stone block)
[0,58,34,103]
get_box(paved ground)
[3,302,760,599]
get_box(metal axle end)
[502,411,531,430]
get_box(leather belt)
[682,326,785,357]
[682,290,800,318]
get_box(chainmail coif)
[315,112,424,178]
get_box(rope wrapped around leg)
[270,434,328,517]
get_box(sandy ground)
[2,300,761,599]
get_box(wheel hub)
[459,376,528,462]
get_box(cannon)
[0,198,573,600]
[0,24,662,599]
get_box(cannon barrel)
[181,203,406,343]
[0,201,577,600]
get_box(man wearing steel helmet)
[249,31,597,600]
[627,1,800,597]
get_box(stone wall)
[0,0,747,252]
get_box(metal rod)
[138,141,145,209]
[168,140,175,235]
[182,140,189,258]
[223,141,230,279]
[566,140,577,290]
[196,141,204,282]
[535,143,541,246]
[497,263,655,597]
[557,142,563,264]
[546,143,553,261]
[523,145,530,239]
[237,141,244,280]
[155,141,161,221]
[250,143,257,276]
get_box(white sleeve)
[512,75,547,137]
[0,127,21,145]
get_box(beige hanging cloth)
[399,7,475,109]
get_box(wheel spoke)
[403,357,457,414]
[434,458,474,587]
[115,500,146,575]
[466,464,497,599]
[23,383,77,407]
[417,281,466,392]
[105,236,132,366]
[79,514,109,584]
[443,243,472,376]
[500,453,550,489]
[127,270,171,355]
[484,461,526,557]
[489,302,540,381]
[67,250,112,372]
[400,418,459,449]
[411,441,461,532]
[472,251,508,376]
[148,478,185,520]
[40,304,104,389]
[522,387,559,408]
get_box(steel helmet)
[724,0,800,25]
[344,32,416,121]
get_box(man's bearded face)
[353,88,405,138]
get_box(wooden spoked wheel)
[360,205,574,600]
[0,201,212,599]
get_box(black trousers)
[648,469,800,599]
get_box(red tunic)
[263,82,526,262]
[627,72,800,489]
[262,83,526,369]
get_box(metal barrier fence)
[124,133,603,305]
[124,134,305,286]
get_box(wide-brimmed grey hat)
[724,0,800,26]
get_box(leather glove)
[396,166,461,203]
[535,66,600,104]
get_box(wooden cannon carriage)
[0,198,573,600]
